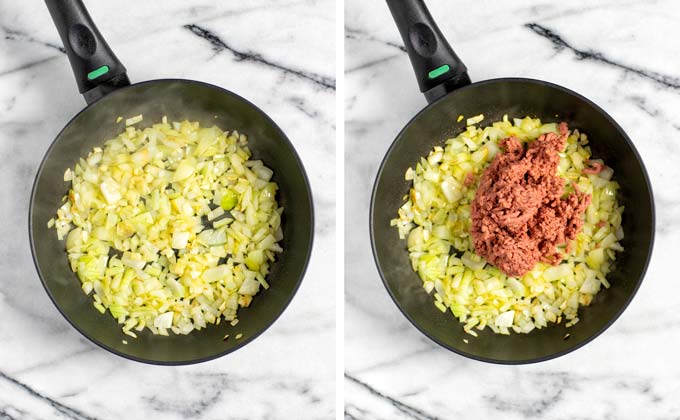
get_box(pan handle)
[386,0,471,103]
[45,0,130,105]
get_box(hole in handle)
[408,23,437,57]
[68,23,97,58]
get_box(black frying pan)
[371,0,654,364]
[29,0,313,365]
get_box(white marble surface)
[0,1,334,419]
[345,0,680,418]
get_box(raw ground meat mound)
[470,123,591,277]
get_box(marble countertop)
[345,0,680,418]
[0,1,335,419]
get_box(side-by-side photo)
[3,0,680,418]
[346,0,673,417]
[0,0,334,418]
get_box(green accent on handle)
[87,65,110,80]
[428,64,450,79]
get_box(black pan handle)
[386,0,471,103]
[45,0,130,104]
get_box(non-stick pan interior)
[30,79,313,364]
[372,78,653,363]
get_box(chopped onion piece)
[154,312,174,329]
[467,114,484,126]
[125,114,143,126]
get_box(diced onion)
[125,114,143,126]
[50,117,284,337]
[467,114,484,126]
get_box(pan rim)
[29,78,315,366]
[369,76,655,365]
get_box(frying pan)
[29,0,313,365]
[371,0,654,364]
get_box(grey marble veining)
[345,0,680,418]
[0,1,335,419]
